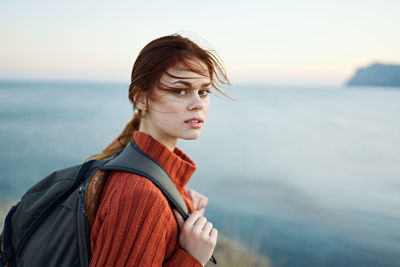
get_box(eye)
[173,89,187,95]
[199,89,211,96]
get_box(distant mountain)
[346,63,400,87]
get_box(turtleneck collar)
[132,131,197,188]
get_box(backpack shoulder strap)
[99,140,189,219]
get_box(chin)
[181,131,202,140]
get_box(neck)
[138,124,178,152]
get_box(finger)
[187,189,196,201]
[193,216,207,229]
[196,194,206,205]
[202,196,208,206]
[187,190,199,208]
[210,228,218,240]
[173,209,184,230]
[192,195,200,206]
[198,198,208,210]
[185,210,202,227]
[198,207,205,216]
[187,189,194,197]
[202,221,213,233]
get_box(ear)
[132,88,148,111]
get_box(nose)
[188,92,204,110]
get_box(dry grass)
[1,200,271,267]
[0,199,18,230]
[206,234,271,267]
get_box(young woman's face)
[143,60,211,147]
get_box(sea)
[1,81,399,267]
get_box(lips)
[184,117,204,129]
[184,117,204,123]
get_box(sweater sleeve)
[89,176,202,267]
[164,248,203,267]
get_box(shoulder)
[105,170,171,214]
[108,170,167,194]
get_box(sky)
[1,0,399,85]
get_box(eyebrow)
[172,81,211,87]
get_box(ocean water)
[1,81,399,266]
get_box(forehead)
[160,60,211,85]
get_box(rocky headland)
[346,63,400,87]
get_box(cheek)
[149,101,186,123]
[160,101,186,114]
[204,98,210,115]
[149,94,184,113]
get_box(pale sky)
[1,0,399,85]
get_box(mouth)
[184,118,204,128]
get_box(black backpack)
[0,140,216,267]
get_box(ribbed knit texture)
[89,131,202,267]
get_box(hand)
[173,210,218,266]
[187,189,208,216]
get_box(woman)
[86,34,230,266]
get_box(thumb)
[173,209,184,231]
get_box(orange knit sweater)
[89,131,203,267]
